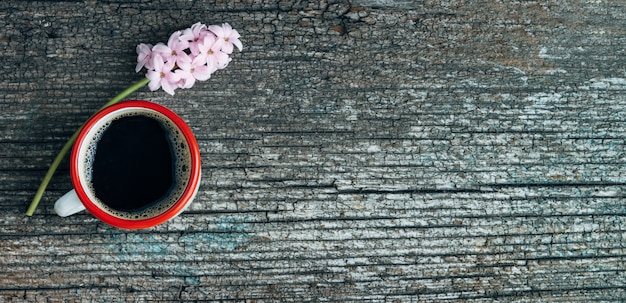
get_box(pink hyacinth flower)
[136,22,242,95]
[208,23,243,54]
[146,55,179,95]
[152,31,191,67]
[197,34,231,70]
[180,22,208,56]
[135,43,153,72]
[174,56,215,89]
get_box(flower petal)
[161,79,177,95]
[152,55,165,72]
[146,71,162,91]
[208,24,225,37]
[232,38,243,51]
[221,42,234,54]
[193,65,213,81]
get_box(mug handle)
[54,189,86,217]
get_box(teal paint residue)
[108,233,170,261]
[107,215,251,286]
[104,216,251,288]
[184,276,200,286]
[179,216,250,251]
[108,216,250,259]
[175,216,251,286]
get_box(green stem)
[26,77,150,216]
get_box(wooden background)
[2,0,626,301]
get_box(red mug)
[54,100,201,229]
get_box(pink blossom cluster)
[136,22,243,95]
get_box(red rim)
[70,100,201,229]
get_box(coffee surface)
[91,115,174,212]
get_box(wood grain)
[1,0,626,301]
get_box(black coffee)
[91,115,174,212]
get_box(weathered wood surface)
[2,0,626,301]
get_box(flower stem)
[25,77,150,216]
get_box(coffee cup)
[54,100,201,229]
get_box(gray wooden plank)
[1,0,626,302]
